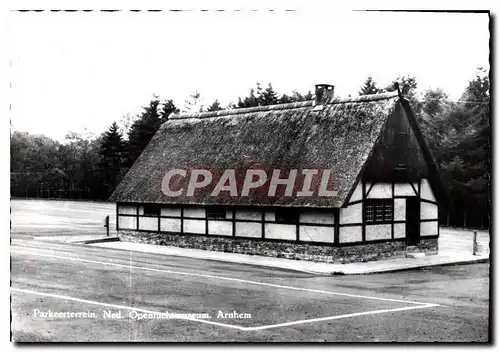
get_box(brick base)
[118,231,439,264]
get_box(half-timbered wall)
[340,178,439,243]
[116,178,438,245]
[116,203,336,244]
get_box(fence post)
[473,231,478,255]
[104,216,110,237]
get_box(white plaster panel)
[394,223,406,239]
[235,210,261,221]
[265,211,275,221]
[299,212,334,225]
[183,219,205,234]
[208,220,233,236]
[138,217,158,231]
[349,181,363,202]
[420,221,438,237]
[367,183,392,198]
[226,210,233,219]
[421,202,438,220]
[183,208,206,218]
[299,226,334,243]
[160,218,181,232]
[394,183,416,196]
[265,223,296,240]
[421,179,436,202]
[236,222,261,238]
[394,198,406,221]
[118,216,136,230]
[339,226,362,243]
[340,203,362,224]
[161,207,181,217]
[118,204,136,215]
[365,224,391,241]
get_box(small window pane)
[275,209,298,224]
[384,204,393,221]
[207,208,226,220]
[144,204,160,216]
[365,204,375,222]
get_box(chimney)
[314,84,335,106]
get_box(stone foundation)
[118,230,439,264]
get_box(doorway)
[406,197,420,245]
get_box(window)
[364,200,393,223]
[207,207,226,220]
[143,204,160,216]
[275,209,298,224]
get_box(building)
[110,84,446,263]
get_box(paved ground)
[88,239,489,275]
[10,199,116,237]
[10,199,491,342]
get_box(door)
[406,197,420,245]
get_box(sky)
[7,10,490,142]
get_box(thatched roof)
[111,91,425,208]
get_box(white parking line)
[245,304,440,331]
[12,249,435,306]
[11,287,439,332]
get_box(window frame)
[364,199,393,224]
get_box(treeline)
[11,72,490,229]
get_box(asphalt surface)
[10,199,491,342]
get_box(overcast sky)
[7,10,490,141]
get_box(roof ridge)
[169,100,313,120]
[169,91,400,121]
[329,91,399,104]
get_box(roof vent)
[314,84,335,106]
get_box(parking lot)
[10,199,490,342]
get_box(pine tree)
[237,88,259,108]
[257,83,279,106]
[124,99,164,168]
[206,99,224,112]
[359,76,383,95]
[161,99,180,119]
[98,122,124,197]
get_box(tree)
[98,122,125,197]
[359,75,383,95]
[124,99,164,168]
[11,132,62,198]
[386,75,423,116]
[206,99,224,112]
[422,68,490,228]
[235,83,313,109]
[279,90,314,104]
[386,75,418,95]
[161,99,180,119]
[257,83,279,106]
[237,88,259,108]
[421,88,449,118]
